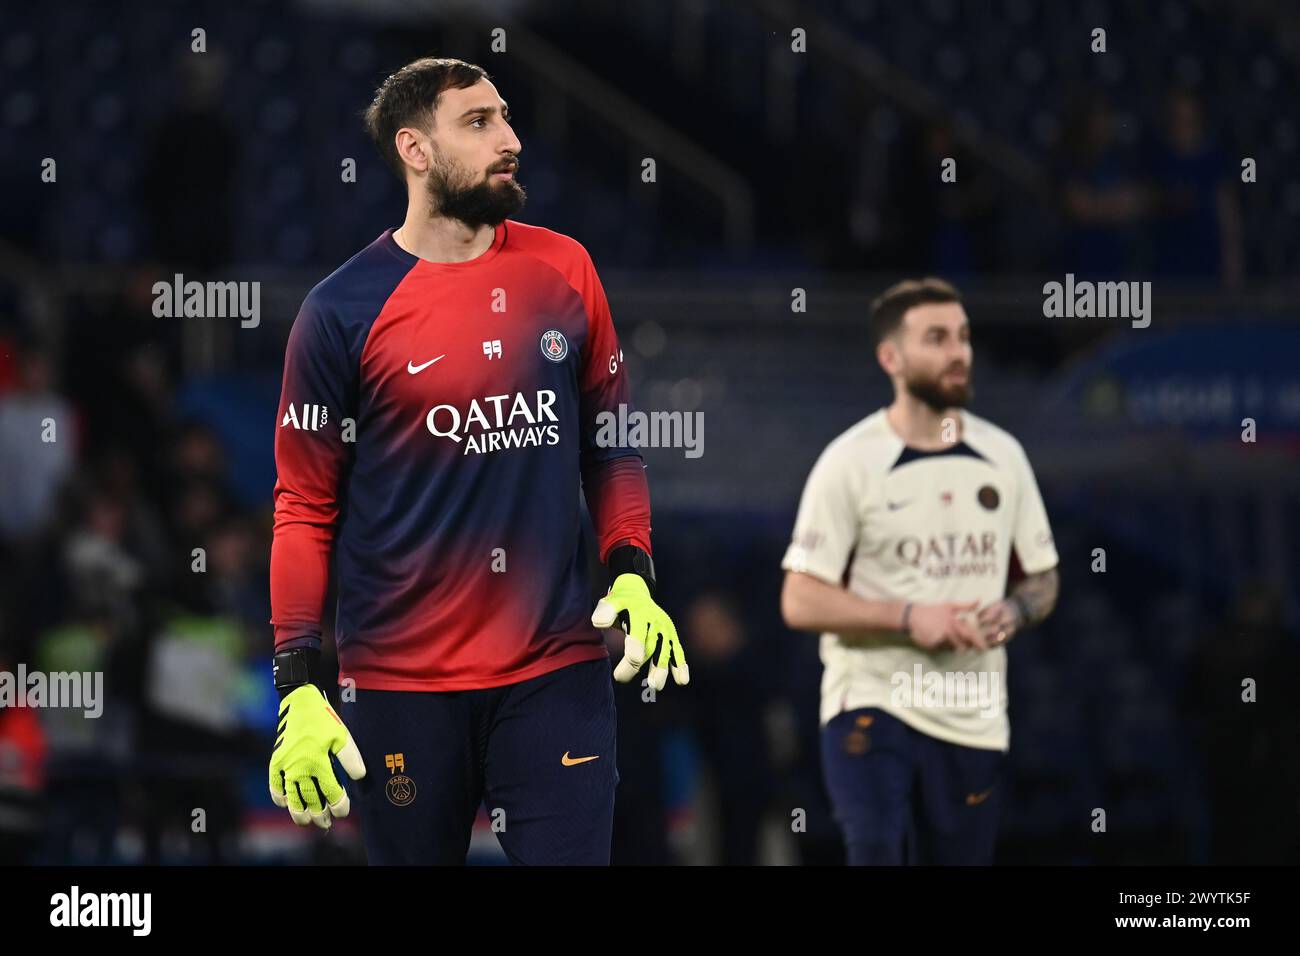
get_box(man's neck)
[885,395,963,450]
[393,209,496,264]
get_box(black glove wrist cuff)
[607,544,656,597]
[273,647,322,699]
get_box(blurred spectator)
[90,447,173,587]
[201,518,272,635]
[168,480,235,557]
[63,488,147,632]
[1058,97,1146,276]
[131,608,248,865]
[163,423,240,564]
[168,420,231,488]
[0,343,76,543]
[1146,88,1244,286]
[126,510,268,865]
[32,605,130,865]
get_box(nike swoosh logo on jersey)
[407,355,446,374]
[561,752,600,766]
[886,500,912,511]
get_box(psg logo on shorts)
[540,329,569,362]
[386,774,417,807]
[844,714,874,755]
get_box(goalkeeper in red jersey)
[267,57,687,865]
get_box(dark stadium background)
[0,0,1297,865]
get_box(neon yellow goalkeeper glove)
[592,573,689,691]
[269,684,366,829]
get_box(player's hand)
[269,685,366,829]
[975,599,1023,648]
[592,573,689,691]
[907,600,983,652]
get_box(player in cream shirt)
[781,278,1059,865]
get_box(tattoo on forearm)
[1010,568,1059,627]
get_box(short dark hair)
[868,277,962,343]
[363,57,490,181]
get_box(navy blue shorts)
[339,657,619,865]
[821,707,1006,865]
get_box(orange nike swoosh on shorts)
[561,752,600,766]
[966,789,993,806]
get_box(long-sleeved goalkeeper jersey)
[270,221,651,691]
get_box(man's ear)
[395,127,430,176]
[876,337,900,377]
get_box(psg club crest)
[384,752,416,806]
[386,774,416,807]
[540,329,569,363]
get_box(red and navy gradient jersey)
[270,221,652,691]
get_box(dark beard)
[904,374,972,413]
[426,158,526,228]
